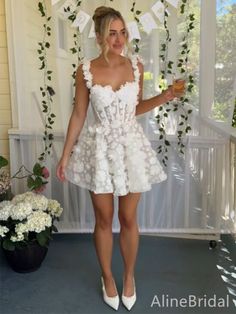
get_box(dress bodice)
[82,55,141,126]
[66,54,167,195]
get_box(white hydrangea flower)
[0,204,14,221]
[27,210,52,233]
[12,191,35,204]
[15,222,28,234]
[10,232,25,242]
[0,225,9,237]
[24,194,48,211]
[47,199,63,218]
[0,200,11,209]
[10,202,33,221]
[12,192,48,211]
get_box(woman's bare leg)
[89,191,117,296]
[118,192,141,296]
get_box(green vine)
[38,1,55,162]
[66,0,83,85]
[156,0,195,166]
[176,0,194,154]
[130,1,142,53]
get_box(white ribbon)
[127,21,141,41]
[151,0,165,24]
[139,12,158,35]
[88,21,96,38]
[166,0,179,8]
[51,0,61,5]
[71,10,90,32]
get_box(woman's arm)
[135,62,176,116]
[57,64,89,181]
[60,64,89,161]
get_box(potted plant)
[0,191,63,273]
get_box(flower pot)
[3,241,48,273]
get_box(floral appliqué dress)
[65,54,167,196]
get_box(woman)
[56,6,184,311]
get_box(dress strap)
[81,58,93,89]
[130,54,144,84]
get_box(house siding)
[0,0,12,162]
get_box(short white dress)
[65,54,167,196]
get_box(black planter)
[3,241,48,273]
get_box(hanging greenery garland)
[36,0,195,169]
[38,1,55,162]
[130,1,142,53]
[66,0,83,85]
[156,0,195,166]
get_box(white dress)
[65,54,167,196]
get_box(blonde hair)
[92,6,132,63]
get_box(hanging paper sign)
[88,21,96,38]
[151,1,165,23]
[139,12,158,35]
[127,21,141,42]
[58,0,77,18]
[71,10,90,32]
[166,0,179,8]
[51,0,61,5]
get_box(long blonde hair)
[92,6,132,63]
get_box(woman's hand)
[161,86,176,103]
[56,157,69,182]
[161,80,186,104]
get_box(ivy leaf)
[185,126,192,133]
[0,156,8,169]
[47,86,55,96]
[48,134,54,140]
[39,61,45,70]
[70,47,77,54]
[33,163,43,176]
[34,176,43,188]
[27,176,35,190]
[38,2,45,17]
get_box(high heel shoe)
[101,276,119,311]
[122,277,136,311]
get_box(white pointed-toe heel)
[122,277,136,311]
[101,277,119,311]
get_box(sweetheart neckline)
[90,80,137,93]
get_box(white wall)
[0,0,12,163]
